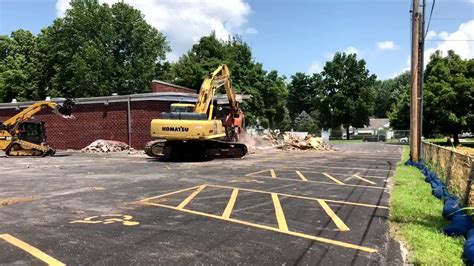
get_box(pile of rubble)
[261,132,279,145]
[82,139,131,153]
[256,132,333,151]
[280,135,333,151]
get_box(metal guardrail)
[421,141,474,206]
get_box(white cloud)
[392,20,474,78]
[55,0,254,60]
[424,20,474,61]
[307,61,323,74]
[425,30,437,40]
[377,41,397,50]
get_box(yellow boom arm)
[194,64,239,119]
[2,102,61,127]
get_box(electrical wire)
[424,0,436,39]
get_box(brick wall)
[0,100,171,150]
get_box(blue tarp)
[406,159,473,263]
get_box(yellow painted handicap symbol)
[70,214,139,226]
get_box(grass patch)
[390,146,465,265]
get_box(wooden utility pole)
[418,0,426,161]
[410,0,421,162]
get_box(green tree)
[294,111,316,132]
[319,52,377,139]
[374,71,410,118]
[0,30,40,102]
[167,33,288,129]
[287,72,323,119]
[423,50,473,144]
[37,0,169,98]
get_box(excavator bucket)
[56,99,75,117]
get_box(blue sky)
[1,0,473,80]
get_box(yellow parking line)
[176,185,206,209]
[270,169,277,178]
[140,185,202,202]
[222,189,239,219]
[238,175,386,190]
[207,184,388,209]
[317,200,350,231]
[352,174,377,185]
[245,169,272,177]
[140,202,377,253]
[271,193,289,232]
[322,173,345,185]
[295,171,308,181]
[0,234,65,266]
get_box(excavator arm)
[1,99,74,130]
[194,64,240,119]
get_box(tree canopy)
[164,33,290,128]
[0,0,169,101]
[318,52,377,138]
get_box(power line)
[424,0,436,38]
[426,39,474,41]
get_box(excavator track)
[5,140,55,157]
[144,139,247,160]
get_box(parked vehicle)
[363,135,386,142]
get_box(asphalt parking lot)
[0,143,402,265]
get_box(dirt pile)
[82,140,131,153]
[280,135,333,151]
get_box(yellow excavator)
[145,64,247,160]
[0,99,75,156]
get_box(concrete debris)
[280,135,333,151]
[254,132,333,151]
[82,139,130,153]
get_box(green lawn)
[390,146,465,265]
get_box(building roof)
[0,92,251,109]
[363,118,390,130]
[151,80,196,93]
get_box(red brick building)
[0,81,249,150]
[0,81,198,150]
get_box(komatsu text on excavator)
[145,64,247,160]
[0,99,75,156]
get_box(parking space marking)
[245,169,276,178]
[222,188,239,219]
[140,185,202,202]
[140,190,378,253]
[351,174,377,185]
[271,193,289,232]
[177,185,206,210]
[0,234,65,266]
[238,174,386,189]
[140,184,388,209]
[295,171,308,181]
[322,173,345,185]
[317,200,350,231]
[270,169,276,178]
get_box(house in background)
[338,118,394,139]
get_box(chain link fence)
[421,141,474,206]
